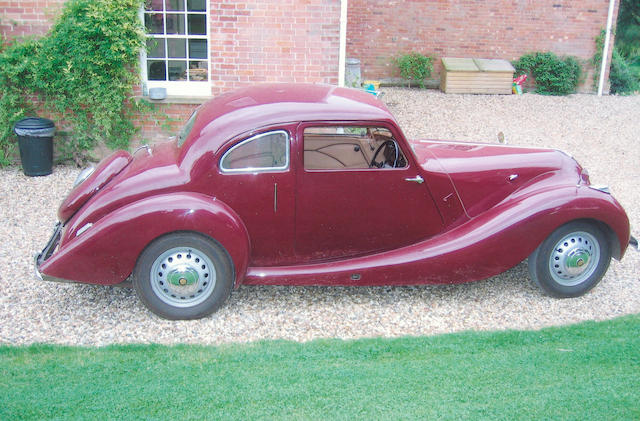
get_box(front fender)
[508,183,631,260]
[39,193,250,286]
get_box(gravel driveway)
[1,89,638,346]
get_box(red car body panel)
[58,150,132,222]
[40,193,250,285]
[245,182,629,286]
[38,83,632,288]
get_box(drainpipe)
[338,0,348,87]
[597,0,616,96]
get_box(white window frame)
[140,1,211,97]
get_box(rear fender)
[39,193,250,286]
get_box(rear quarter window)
[220,130,289,172]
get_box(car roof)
[181,83,397,158]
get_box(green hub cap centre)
[567,251,589,269]
[167,267,198,286]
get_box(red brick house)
[0,0,619,140]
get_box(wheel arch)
[581,218,622,261]
[40,193,251,286]
[530,217,624,262]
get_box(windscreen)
[177,110,198,147]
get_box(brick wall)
[0,0,64,39]
[134,0,341,144]
[0,0,621,151]
[209,0,340,94]
[347,0,619,91]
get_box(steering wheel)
[370,140,398,168]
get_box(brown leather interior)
[304,128,406,170]
[304,135,374,169]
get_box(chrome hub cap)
[549,231,600,286]
[150,247,216,307]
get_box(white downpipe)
[338,0,348,87]
[597,0,616,96]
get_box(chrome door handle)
[405,175,424,184]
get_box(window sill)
[137,95,212,105]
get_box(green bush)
[395,53,433,88]
[592,28,639,95]
[513,52,582,95]
[0,0,146,166]
[610,48,639,94]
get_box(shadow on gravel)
[52,262,535,315]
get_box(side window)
[303,126,407,170]
[220,131,289,172]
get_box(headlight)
[73,166,95,187]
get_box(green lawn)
[2,315,639,420]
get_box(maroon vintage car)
[36,84,636,319]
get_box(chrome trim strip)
[73,165,95,187]
[76,223,93,237]
[589,185,611,194]
[34,253,43,281]
[220,130,290,173]
[274,183,278,213]
[134,144,152,156]
[35,222,63,282]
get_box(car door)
[213,127,296,266]
[295,122,444,263]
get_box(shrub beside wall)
[0,0,146,166]
[394,53,434,88]
[513,52,582,96]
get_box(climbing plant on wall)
[0,0,146,166]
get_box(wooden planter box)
[440,57,515,94]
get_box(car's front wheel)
[133,232,233,320]
[528,221,611,297]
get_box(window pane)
[147,38,166,58]
[188,39,207,59]
[165,0,185,11]
[303,127,406,169]
[189,61,208,81]
[222,132,289,171]
[168,60,187,81]
[145,14,164,34]
[147,60,167,80]
[166,13,185,34]
[187,0,206,12]
[167,38,186,58]
[188,14,206,35]
[145,0,163,11]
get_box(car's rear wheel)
[133,232,233,320]
[528,221,611,297]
